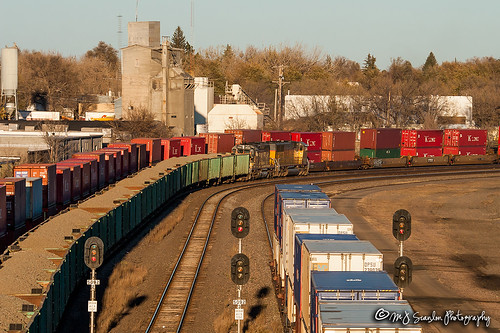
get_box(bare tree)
[110,106,172,141]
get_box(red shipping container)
[160,139,182,160]
[58,161,90,198]
[459,146,487,156]
[173,136,206,156]
[444,129,487,147]
[401,147,416,156]
[199,133,235,153]
[261,131,292,142]
[331,132,356,151]
[402,130,443,148]
[403,147,443,157]
[105,147,130,178]
[136,143,148,170]
[99,149,121,181]
[56,164,81,202]
[291,132,323,151]
[443,146,459,155]
[0,186,6,237]
[360,128,402,149]
[65,158,98,193]
[225,129,262,145]
[331,150,356,161]
[108,143,138,173]
[321,150,332,162]
[307,151,322,163]
[131,138,162,164]
[0,178,26,229]
[14,164,56,210]
[55,166,71,206]
[73,152,106,190]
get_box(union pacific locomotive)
[232,141,309,179]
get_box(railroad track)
[144,164,500,333]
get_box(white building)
[194,77,214,130]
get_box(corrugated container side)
[443,146,459,155]
[136,143,148,170]
[105,147,130,178]
[292,132,323,151]
[108,142,139,173]
[459,129,488,146]
[174,136,206,156]
[360,128,402,149]
[331,150,355,161]
[360,148,401,159]
[160,138,182,160]
[225,129,262,144]
[321,150,331,162]
[262,131,292,142]
[56,164,81,202]
[0,186,6,236]
[73,152,106,190]
[58,161,91,197]
[320,132,333,150]
[459,146,487,156]
[99,149,122,180]
[14,163,56,210]
[307,151,322,163]
[65,158,98,193]
[416,129,443,147]
[199,133,235,153]
[444,129,460,146]
[56,167,71,206]
[331,131,356,150]
[131,138,162,164]
[0,178,26,229]
[25,177,43,221]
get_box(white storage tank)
[1,46,18,94]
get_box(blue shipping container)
[25,177,43,221]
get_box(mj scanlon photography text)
[375,308,491,327]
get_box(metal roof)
[319,301,421,329]
[286,210,351,225]
[284,207,338,215]
[296,234,358,244]
[275,184,322,192]
[279,191,330,200]
[312,271,398,292]
[304,240,381,254]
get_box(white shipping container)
[282,208,353,290]
[316,301,422,333]
[300,240,383,328]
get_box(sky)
[1,0,499,70]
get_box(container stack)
[0,186,6,237]
[225,129,262,145]
[13,164,57,215]
[291,132,327,163]
[400,130,443,157]
[131,138,162,165]
[171,136,206,156]
[330,131,356,161]
[261,131,291,142]
[199,133,235,153]
[0,178,26,230]
[360,128,402,158]
[159,138,181,160]
[443,129,488,156]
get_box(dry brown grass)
[144,199,191,244]
[97,260,148,333]
[213,301,235,333]
[213,300,282,333]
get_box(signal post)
[230,207,250,333]
[392,209,413,299]
[84,237,104,333]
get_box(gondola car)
[232,141,309,179]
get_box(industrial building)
[121,21,195,136]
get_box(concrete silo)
[1,45,19,119]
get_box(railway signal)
[392,209,411,242]
[231,207,250,239]
[84,237,104,333]
[231,253,250,285]
[394,256,413,289]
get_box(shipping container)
[13,164,56,211]
[310,271,400,333]
[401,129,443,148]
[58,160,91,197]
[459,146,487,156]
[401,147,443,157]
[321,150,331,162]
[291,132,324,151]
[307,151,322,163]
[331,131,356,150]
[275,191,331,245]
[225,129,262,145]
[0,186,6,236]
[360,148,401,159]
[174,136,206,156]
[331,150,356,161]
[55,166,71,206]
[56,164,81,202]
[72,152,106,190]
[160,138,182,160]
[315,301,421,333]
[131,138,162,164]
[199,133,235,153]
[105,147,130,178]
[360,128,402,149]
[261,131,292,142]
[25,177,43,221]
[99,149,123,180]
[443,146,459,155]
[65,158,99,193]
[108,142,138,173]
[0,178,26,229]
[444,129,487,147]
[295,240,383,325]
[282,208,354,290]
[136,143,148,170]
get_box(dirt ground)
[326,174,500,333]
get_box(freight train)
[273,184,422,333]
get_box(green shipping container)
[221,155,235,179]
[235,154,250,176]
[360,148,401,158]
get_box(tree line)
[5,26,500,132]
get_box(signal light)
[392,209,411,241]
[84,237,104,270]
[231,207,250,238]
[231,253,250,285]
[394,256,413,288]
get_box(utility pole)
[272,65,289,128]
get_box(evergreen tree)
[362,53,378,73]
[171,26,187,50]
[85,41,119,71]
[423,52,438,72]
